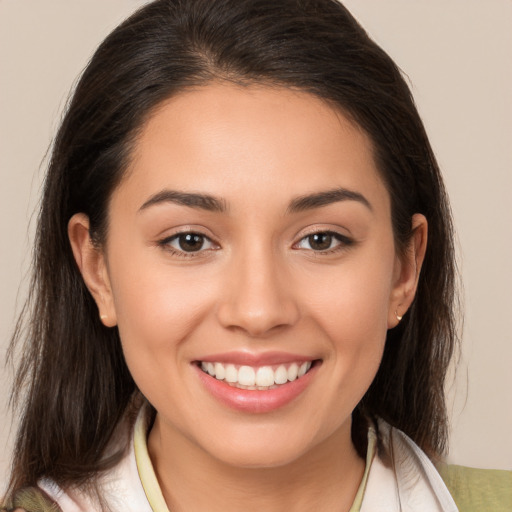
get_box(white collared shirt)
[40,406,458,512]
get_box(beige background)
[1,0,511,483]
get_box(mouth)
[197,360,315,391]
[193,352,321,412]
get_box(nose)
[216,245,300,337]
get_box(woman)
[2,0,510,511]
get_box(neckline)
[133,404,376,512]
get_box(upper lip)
[195,351,317,367]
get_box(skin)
[69,83,427,512]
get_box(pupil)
[179,233,204,252]
[309,233,332,251]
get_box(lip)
[197,351,315,367]
[194,357,320,413]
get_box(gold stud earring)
[100,313,108,321]
[395,310,403,322]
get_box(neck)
[148,416,366,512]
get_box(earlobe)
[388,214,428,328]
[68,213,117,327]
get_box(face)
[70,83,424,469]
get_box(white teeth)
[214,362,226,380]
[287,363,299,381]
[274,365,288,385]
[238,366,256,386]
[256,366,274,387]
[298,361,308,377]
[225,364,238,383]
[200,360,313,388]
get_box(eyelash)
[293,230,354,254]
[158,232,218,258]
[157,230,353,258]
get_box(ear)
[68,213,117,327]
[388,213,428,328]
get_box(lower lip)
[194,363,319,413]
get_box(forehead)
[116,82,389,215]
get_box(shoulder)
[3,404,152,512]
[35,411,152,512]
[363,421,459,511]
[437,463,512,512]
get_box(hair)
[5,0,458,502]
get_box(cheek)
[303,253,395,340]
[299,247,395,396]
[106,253,220,382]
[108,264,223,420]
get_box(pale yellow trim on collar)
[134,405,170,512]
[349,426,377,512]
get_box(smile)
[194,356,320,413]
[199,361,313,390]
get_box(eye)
[295,231,351,252]
[161,232,216,254]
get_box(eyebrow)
[287,187,372,213]
[138,186,371,215]
[139,190,227,213]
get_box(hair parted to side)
[5,0,458,500]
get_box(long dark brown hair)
[5,0,458,501]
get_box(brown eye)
[295,231,352,253]
[177,233,205,252]
[162,232,216,254]
[307,233,333,251]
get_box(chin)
[211,442,311,470]
[194,422,330,470]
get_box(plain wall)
[1,0,511,482]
